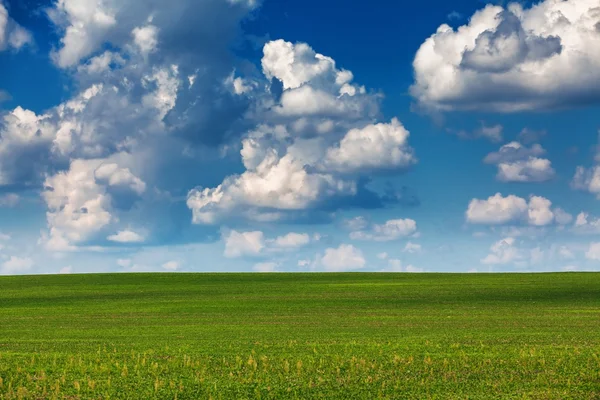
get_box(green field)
[0,273,599,399]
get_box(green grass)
[0,273,599,399]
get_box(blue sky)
[1,0,600,274]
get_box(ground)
[0,273,599,399]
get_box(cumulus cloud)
[481,237,522,265]
[484,142,554,182]
[0,3,33,51]
[350,218,418,241]
[585,242,600,261]
[59,266,73,274]
[187,40,416,224]
[47,0,257,68]
[107,229,145,243]
[223,230,265,258]
[318,244,365,272]
[41,158,146,251]
[572,212,600,234]
[466,193,568,226]
[572,166,600,198]
[269,232,310,249]
[223,229,314,258]
[412,0,600,111]
[466,193,527,224]
[324,118,416,173]
[403,242,422,253]
[1,256,34,274]
[162,260,180,271]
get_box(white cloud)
[253,262,279,272]
[269,232,310,249]
[572,166,600,199]
[324,118,416,173]
[94,163,146,195]
[405,265,424,273]
[47,0,257,68]
[0,3,33,51]
[0,193,19,207]
[319,244,366,272]
[222,229,317,259]
[77,51,124,75]
[481,237,522,265]
[223,230,265,258]
[484,142,554,182]
[412,0,600,111]
[59,266,73,274]
[1,256,34,274]
[466,193,563,226]
[350,219,418,241]
[41,158,145,251]
[342,216,370,231]
[558,246,575,259]
[377,252,389,260]
[466,193,528,224]
[572,212,600,234]
[132,24,158,55]
[188,39,415,224]
[403,242,422,253]
[384,259,404,272]
[527,196,554,226]
[162,260,180,271]
[585,242,600,261]
[107,230,145,243]
[554,208,573,225]
[117,258,132,268]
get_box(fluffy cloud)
[162,260,180,271]
[572,166,600,198]
[0,3,33,51]
[187,40,416,224]
[350,218,418,241]
[466,193,527,224]
[412,0,600,111]
[324,118,416,173]
[107,230,145,243]
[223,230,265,258]
[319,244,366,272]
[41,158,146,251]
[403,242,422,253]
[585,242,600,261]
[484,142,554,182]
[481,237,522,265]
[573,212,600,234]
[466,193,568,226]
[269,232,310,249]
[1,256,34,274]
[47,0,257,68]
[223,229,314,258]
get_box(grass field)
[0,273,599,399]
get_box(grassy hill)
[1,273,599,399]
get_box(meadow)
[0,272,599,399]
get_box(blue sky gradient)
[1,0,599,274]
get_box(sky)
[0,0,600,275]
